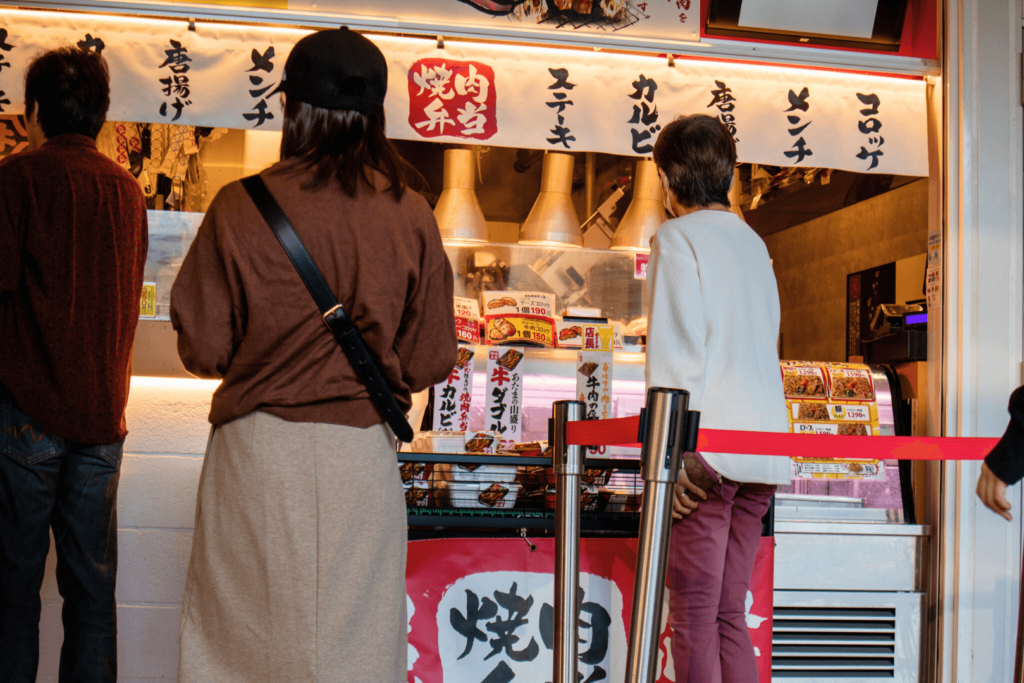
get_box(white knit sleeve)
[644,237,707,410]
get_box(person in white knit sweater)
[647,114,791,683]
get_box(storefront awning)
[0,9,927,175]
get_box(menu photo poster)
[578,324,614,456]
[483,290,556,347]
[782,361,884,480]
[485,346,525,449]
[433,344,475,432]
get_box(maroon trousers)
[667,458,774,683]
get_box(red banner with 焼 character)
[408,58,497,141]
[405,536,774,682]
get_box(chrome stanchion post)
[625,387,694,683]
[552,399,585,683]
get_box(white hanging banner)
[0,9,927,175]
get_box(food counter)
[407,233,925,680]
[121,193,927,682]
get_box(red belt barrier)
[564,416,997,461]
[566,416,643,449]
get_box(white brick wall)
[35,377,218,682]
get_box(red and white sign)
[634,253,650,280]
[432,346,475,432]
[454,297,482,344]
[405,537,774,682]
[408,58,497,140]
[484,347,525,448]
[578,325,615,453]
[455,317,481,345]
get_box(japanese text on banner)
[408,59,496,140]
[578,325,614,457]
[0,29,15,115]
[405,536,774,682]
[436,571,621,683]
[433,345,475,432]
[0,8,928,175]
[485,347,524,448]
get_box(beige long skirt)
[177,411,407,683]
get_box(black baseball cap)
[281,27,387,114]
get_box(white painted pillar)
[939,0,1024,679]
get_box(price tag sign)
[634,253,649,280]
[483,291,556,347]
[454,297,481,344]
[582,324,615,352]
[578,325,614,456]
[792,458,881,478]
[140,283,156,317]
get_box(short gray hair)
[653,114,736,208]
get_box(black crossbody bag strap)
[241,175,414,443]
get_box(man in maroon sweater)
[0,48,148,682]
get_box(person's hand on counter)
[977,462,1013,521]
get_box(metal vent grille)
[772,606,896,679]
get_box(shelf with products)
[397,451,643,535]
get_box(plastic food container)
[399,462,429,482]
[448,463,519,484]
[544,484,601,510]
[582,468,611,487]
[544,468,609,487]
[410,431,500,454]
[447,481,521,509]
[600,489,641,512]
[516,485,547,510]
[517,465,551,489]
[543,485,557,510]
[403,480,430,507]
[411,431,466,453]
[580,484,600,511]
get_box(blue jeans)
[0,386,122,683]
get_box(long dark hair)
[279,97,417,200]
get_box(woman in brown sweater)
[170,29,457,683]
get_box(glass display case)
[445,242,646,333]
[137,213,915,523]
[144,211,203,320]
[115,122,915,529]
[436,241,649,443]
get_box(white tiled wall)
[35,377,218,682]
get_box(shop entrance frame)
[13,0,1023,677]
